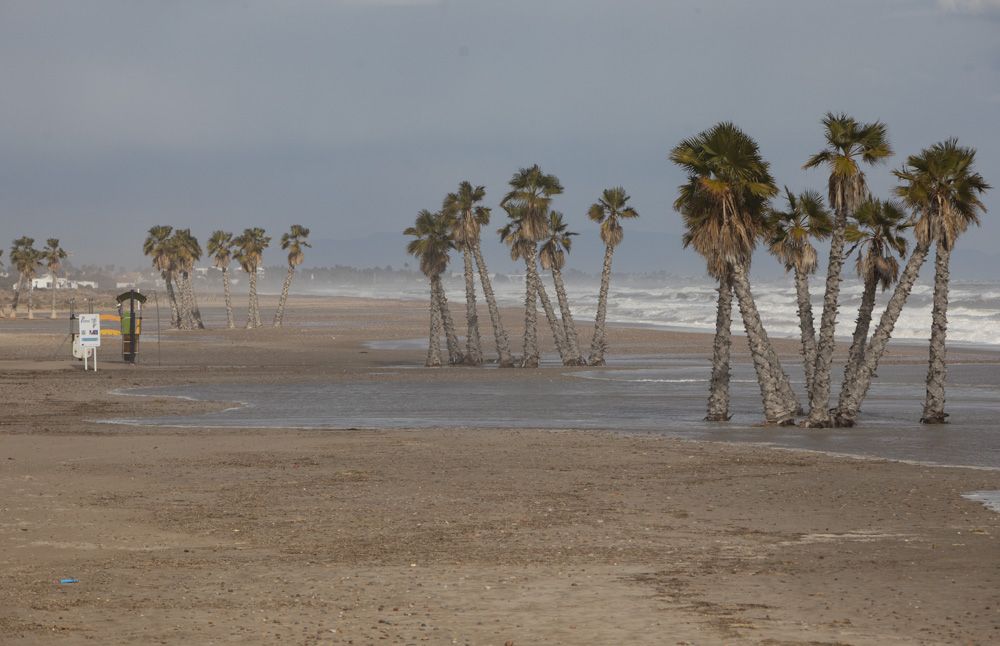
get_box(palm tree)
[143,225,181,328]
[208,230,237,328]
[838,198,908,403]
[767,189,832,395]
[499,204,569,366]
[42,238,68,319]
[443,185,484,365]
[671,122,797,424]
[539,211,585,365]
[405,210,456,367]
[0,250,5,317]
[587,186,639,366]
[9,237,41,319]
[234,227,271,329]
[500,164,565,368]
[171,229,205,330]
[273,225,310,327]
[802,113,893,427]
[443,182,514,367]
[836,140,989,426]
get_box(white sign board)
[78,314,101,347]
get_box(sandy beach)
[2,294,999,645]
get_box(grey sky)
[1,0,998,272]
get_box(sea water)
[306,276,1000,346]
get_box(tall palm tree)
[0,250,5,317]
[171,229,205,330]
[9,237,41,319]
[443,184,484,365]
[273,225,310,327]
[42,238,68,319]
[587,186,639,366]
[539,211,585,365]
[443,182,514,367]
[208,230,237,329]
[499,205,569,366]
[836,140,989,426]
[143,225,181,329]
[802,113,893,427]
[671,122,797,424]
[838,198,908,403]
[766,189,832,395]
[500,164,564,368]
[234,227,271,329]
[405,210,456,367]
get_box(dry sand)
[1,295,998,645]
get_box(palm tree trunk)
[835,241,932,426]
[521,247,540,368]
[51,275,58,319]
[551,266,584,365]
[838,275,877,412]
[806,201,849,427]
[531,264,568,364]
[588,244,615,366]
[922,236,952,424]
[179,271,195,330]
[793,269,817,396]
[222,267,235,329]
[273,265,295,327]
[247,270,259,329]
[731,263,797,424]
[460,247,483,365]
[164,271,181,329]
[10,275,22,318]
[27,282,34,319]
[433,275,463,365]
[426,279,443,367]
[188,272,205,329]
[706,271,734,421]
[472,242,513,367]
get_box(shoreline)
[2,295,999,644]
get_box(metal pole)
[153,290,162,367]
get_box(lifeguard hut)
[116,290,146,363]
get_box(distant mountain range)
[305,230,1000,281]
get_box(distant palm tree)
[500,164,564,368]
[836,140,989,426]
[405,210,456,367]
[9,237,41,319]
[671,122,797,424]
[499,205,569,366]
[802,112,893,427]
[273,225,310,327]
[234,227,271,329]
[767,188,832,395]
[539,211,585,365]
[208,230,237,328]
[42,238,68,319]
[587,186,639,366]
[443,182,514,367]
[171,229,205,329]
[143,225,181,328]
[838,198,908,401]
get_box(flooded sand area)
[110,357,1000,470]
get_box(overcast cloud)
[1,0,997,273]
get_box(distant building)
[30,276,98,290]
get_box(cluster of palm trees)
[2,237,68,319]
[142,225,309,330]
[405,168,640,369]
[671,114,989,428]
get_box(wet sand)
[2,294,999,644]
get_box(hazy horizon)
[2,0,998,275]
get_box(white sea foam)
[309,274,1000,346]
